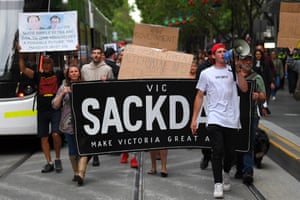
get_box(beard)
[240,64,251,71]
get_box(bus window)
[17,54,38,97]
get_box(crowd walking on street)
[17,37,299,198]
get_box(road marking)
[269,139,300,160]
[259,125,300,160]
[283,113,300,117]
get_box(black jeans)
[207,124,236,183]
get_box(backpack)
[254,129,270,168]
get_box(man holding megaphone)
[191,43,248,199]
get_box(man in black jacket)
[105,47,119,79]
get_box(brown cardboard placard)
[132,23,179,51]
[277,2,300,48]
[118,44,194,79]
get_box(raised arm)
[52,85,71,109]
[18,46,34,79]
[236,70,248,92]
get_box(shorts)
[37,109,61,137]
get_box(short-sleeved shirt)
[245,71,266,117]
[196,65,240,129]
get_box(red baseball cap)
[211,43,226,54]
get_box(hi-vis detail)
[71,79,253,155]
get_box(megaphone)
[224,39,250,63]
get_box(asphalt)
[0,86,300,200]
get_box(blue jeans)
[237,115,259,175]
[271,75,281,97]
[64,133,77,156]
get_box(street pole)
[88,0,95,48]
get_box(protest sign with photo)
[18,11,78,52]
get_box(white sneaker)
[213,183,224,198]
[223,172,231,191]
[271,96,276,101]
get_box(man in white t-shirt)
[190,43,248,199]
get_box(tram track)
[0,136,39,180]
[248,184,267,200]
[0,151,36,179]
[134,151,267,200]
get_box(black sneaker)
[41,163,54,173]
[77,176,84,186]
[54,159,63,172]
[243,172,254,185]
[92,156,100,167]
[234,170,243,179]
[72,175,80,182]
[200,157,209,170]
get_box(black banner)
[71,79,253,155]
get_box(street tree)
[135,0,268,52]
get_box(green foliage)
[135,0,266,51]
[112,0,135,41]
[93,0,135,41]
[93,0,124,20]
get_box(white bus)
[0,1,36,136]
[0,0,112,136]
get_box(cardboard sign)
[118,44,194,79]
[277,2,300,48]
[132,23,179,51]
[71,79,253,155]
